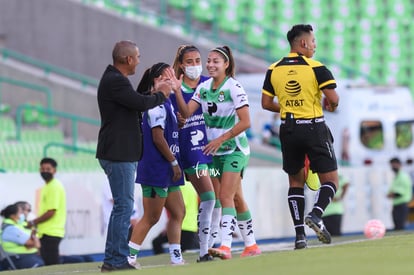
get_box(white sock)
[198,199,215,256]
[208,207,222,248]
[220,214,236,248]
[128,241,141,256]
[238,218,256,247]
[169,243,183,264]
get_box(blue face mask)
[18,213,25,224]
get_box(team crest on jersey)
[218,91,225,102]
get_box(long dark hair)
[0,204,19,219]
[137,62,170,95]
[211,46,235,78]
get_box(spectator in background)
[387,157,413,230]
[322,174,350,236]
[14,201,32,225]
[26,157,66,266]
[0,203,44,270]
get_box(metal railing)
[0,48,99,88]
[15,104,100,147]
[43,142,96,157]
[0,76,52,109]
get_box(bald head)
[112,40,138,64]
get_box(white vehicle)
[324,82,414,167]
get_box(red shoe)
[208,246,232,260]
[240,244,261,258]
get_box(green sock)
[128,241,140,256]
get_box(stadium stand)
[5,0,414,172]
[80,0,414,96]
[0,112,100,173]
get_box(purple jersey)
[170,75,212,169]
[136,99,184,187]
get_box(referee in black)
[261,24,339,249]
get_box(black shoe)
[305,212,331,244]
[100,262,136,272]
[197,254,214,262]
[294,234,307,250]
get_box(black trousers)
[40,235,62,265]
[392,203,409,230]
[322,214,342,236]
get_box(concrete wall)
[0,0,271,161]
[0,166,401,254]
[0,0,268,88]
[0,59,100,140]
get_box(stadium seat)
[0,116,16,141]
[216,0,248,34]
[0,103,11,114]
[167,0,190,10]
[192,0,216,23]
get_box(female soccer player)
[168,46,260,259]
[128,62,185,268]
[170,45,216,262]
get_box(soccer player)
[170,45,216,262]
[169,46,261,259]
[128,62,185,268]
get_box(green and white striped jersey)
[192,77,250,156]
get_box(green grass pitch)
[3,232,413,275]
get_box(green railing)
[0,76,52,109]
[0,48,99,88]
[15,104,100,147]
[43,142,96,157]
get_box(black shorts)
[279,121,337,175]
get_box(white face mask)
[19,213,25,224]
[184,65,202,80]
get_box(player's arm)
[173,88,200,119]
[152,126,182,182]
[262,93,280,112]
[322,88,339,112]
[314,65,339,112]
[28,209,55,228]
[164,66,200,118]
[261,69,280,112]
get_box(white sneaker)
[171,260,186,266]
[127,255,142,269]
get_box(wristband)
[171,159,178,166]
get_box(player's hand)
[172,165,182,182]
[163,67,183,93]
[203,137,224,156]
[176,112,186,128]
[154,76,172,98]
